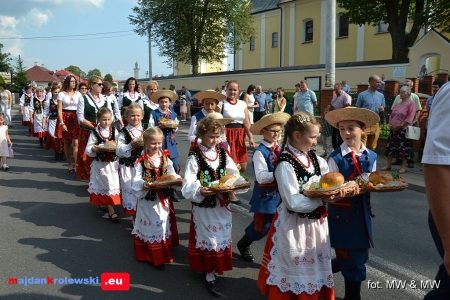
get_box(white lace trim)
[194,221,232,251]
[132,227,172,244]
[88,188,121,196]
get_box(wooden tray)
[145,178,183,189]
[303,181,358,202]
[160,121,179,129]
[360,180,408,192]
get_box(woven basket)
[361,180,408,193]
[98,145,116,152]
[145,179,183,189]
[303,181,359,202]
[208,181,251,194]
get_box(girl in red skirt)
[131,127,180,269]
[218,80,255,173]
[182,117,243,297]
[29,86,47,147]
[85,107,121,222]
[258,113,335,300]
[56,75,82,173]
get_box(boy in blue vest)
[149,90,180,172]
[237,112,290,262]
[325,107,380,300]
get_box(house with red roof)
[26,65,60,87]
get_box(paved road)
[0,112,441,299]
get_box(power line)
[0,30,135,40]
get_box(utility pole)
[147,23,152,80]
[325,0,336,87]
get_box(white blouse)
[275,144,329,213]
[218,100,247,124]
[57,91,82,111]
[116,124,143,158]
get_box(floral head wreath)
[295,114,310,124]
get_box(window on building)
[271,32,278,48]
[249,36,256,51]
[304,19,313,42]
[377,21,389,33]
[337,14,349,37]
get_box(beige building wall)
[241,15,261,70]
[293,0,321,65]
[335,25,358,63]
[364,27,391,61]
[265,10,281,68]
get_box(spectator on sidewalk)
[293,80,317,115]
[355,74,385,150]
[422,81,450,300]
[253,85,267,122]
[327,82,352,150]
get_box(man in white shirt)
[422,82,450,300]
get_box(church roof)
[251,0,279,14]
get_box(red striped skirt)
[76,128,92,180]
[133,202,179,266]
[90,193,121,206]
[187,215,232,275]
[257,214,335,300]
[56,111,80,140]
[225,127,248,164]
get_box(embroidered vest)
[151,109,178,159]
[32,98,44,115]
[48,98,58,120]
[92,129,117,162]
[24,94,32,106]
[118,127,143,166]
[193,110,207,122]
[140,157,172,201]
[191,146,227,208]
[83,95,108,123]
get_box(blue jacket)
[328,147,377,249]
[151,109,178,159]
[249,144,281,214]
[193,110,207,122]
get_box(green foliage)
[129,0,254,75]
[104,73,113,83]
[337,0,450,60]
[65,65,86,79]
[11,55,28,92]
[86,68,102,79]
[0,76,5,87]
[0,43,12,72]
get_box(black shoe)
[154,264,166,271]
[331,258,341,273]
[237,235,254,262]
[392,160,401,166]
[344,280,361,300]
[205,280,224,298]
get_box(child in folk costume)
[29,86,47,147]
[258,112,335,300]
[85,107,121,222]
[149,90,180,172]
[182,117,244,298]
[236,112,290,263]
[131,127,181,269]
[43,85,64,160]
[188,90,225,143]
[0,113,12,171]
[19,84,33,135]
[324,107,379,300]
[116,103,144,216]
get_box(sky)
[0,0,173,80]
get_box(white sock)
[205,272,215,282]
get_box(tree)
[0,43,12,72]
[65,65,86,79]
[129,0,254,75]
[12,55,28,92]
[338,0,450,61]
[104,73,113,83]
[86,68,102,79]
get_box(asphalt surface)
[0,111,441,299]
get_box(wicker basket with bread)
[144,174,183,189]
[357,171,408,192]
[207,175,251,193]
[98,140,117,152]
[159,118,179,129]
[303,172,359,201]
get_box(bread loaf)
[219,174,237,187]
[368,171,393,185]
[319,172,345,189]
[158,174,177,182]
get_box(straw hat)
[206,112,233,126]
[250,112,291,135]
[325,107,380,129]
[150,90,178,103]
[194,90,226,102]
